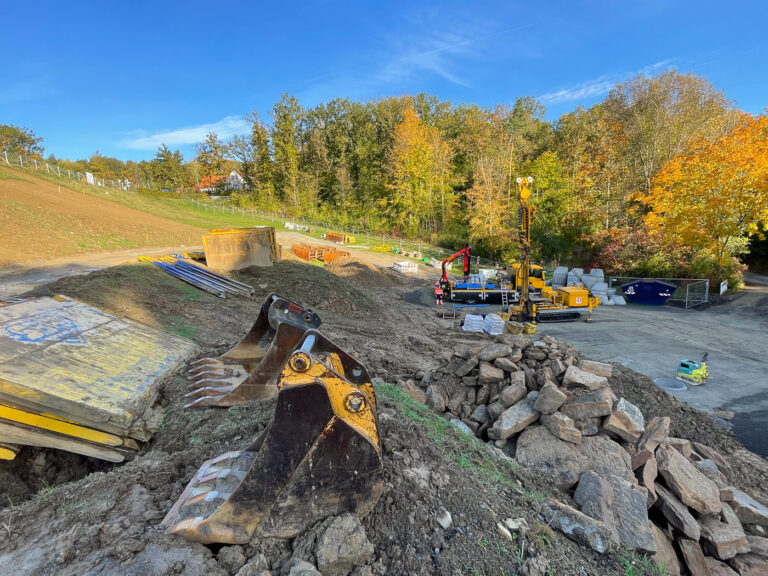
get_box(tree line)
[4,70,767,284]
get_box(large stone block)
[638,456,658,508]
[426,385,447,413]
[493,356,518,372]
[655,484,701,540]
[478,361,504,384]
[700,503,751,561]
[574,471,656,553]
[540,411,582,444]
[479,343,514,362]
[500,373,527,407]
[560,387,614,420]
[455,355,479,377]
[578,359,613,378]
[657,443,721,515]
[706,558,739,576]
[637,416,670,453]
[724,488,768,526]
[487,392,540,440]
[539,498,618,554]
[677,538,712,576]
[533,381,567,414]
[650,523,681,576]
[602,397,645,443]
[516,425,588,487]
[562,365,608,391]
[692,442,733,479]
[578,435,634,484]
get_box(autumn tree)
[384,107,453,236]
[641,114,768,282]
[195,132,231,187]
[0,124,44,158]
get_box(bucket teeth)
[163,332,383,544]
[184,293,322,408]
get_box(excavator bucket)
[186,293,321,408]
[162,330,383,544]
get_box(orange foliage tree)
[641,114,768,279]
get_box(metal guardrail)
[607,276,710,308]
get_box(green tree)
[271,94,303,209]
[150,144,185,190]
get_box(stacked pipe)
[139,256,255,298]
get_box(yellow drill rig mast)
[516,176,536,321]
[508,177,598,323]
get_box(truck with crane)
[438,177,598,321]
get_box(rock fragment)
[562,365,608,391]
[656,443,721,515]
[539,498,618,553]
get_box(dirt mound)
[325,256,394,287]
[235,261,378,319]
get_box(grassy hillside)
[0,166,206,266]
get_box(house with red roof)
[196,169,246,194]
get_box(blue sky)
[1,0,766,162]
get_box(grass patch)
[158,313,196,340]
[374,382,521,492]
[0,167,30,182]
[619,553,671,576]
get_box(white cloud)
[538,59,677,105]
[378,32,478,87]
[120,116,249,150]
[538,77,616,104]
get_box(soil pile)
[325,256,394,288]
[235,261,378,319]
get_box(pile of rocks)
[400,334,768,575]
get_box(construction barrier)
[325,232,355,244]
[291,243,349,264]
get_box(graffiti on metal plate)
[4,316,87,345]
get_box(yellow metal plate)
[0,296,197,439]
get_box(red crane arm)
[441,245,471,282]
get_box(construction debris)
[0,295,195,461]
[140,255,255,298]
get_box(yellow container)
[557,286,589,307]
